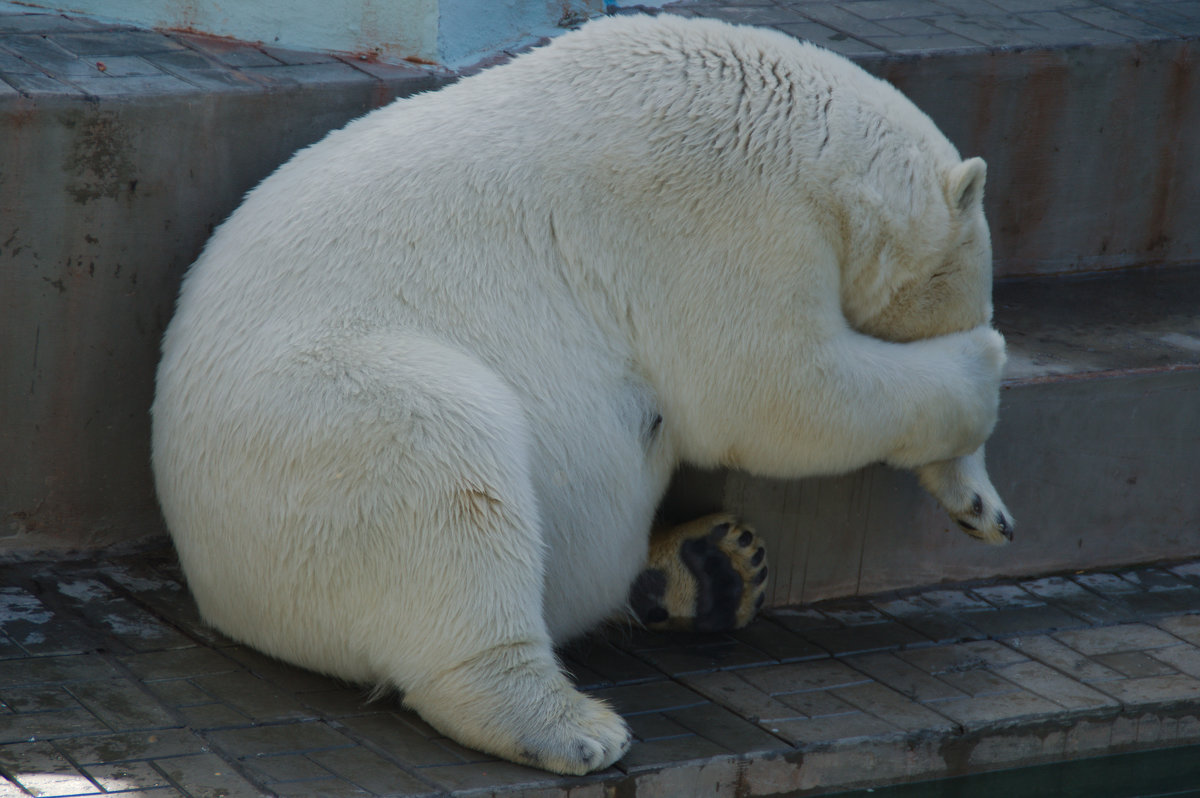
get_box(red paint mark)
[1145,43,1194,256]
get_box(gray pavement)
[4,545,1200,796]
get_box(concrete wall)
[866,40,1200,278]
[23,0,601,64]
[0,78,430,553]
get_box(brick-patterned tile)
[177,702,249,729]
[1094,651,1180,678]
[634,638,779,675]
[680,671,805,722]
[240,752,334,783]
[993,660,1118,711]
[1006,635,1126,683]
[803,621,931,656]
[417,758,567,793]
[207,721,355,758]
[776,687,859,718]
[189,671,312,722]
[1055,624,1182,656]
[55,728,204,766]
[273,778,371,796]
[843,651,967,702]
[66,679,178,731]
[626,711,691,741]
[620,733,730,770]
[307,746,438,795]
[339,713,471,767]
[870,595,984,645]
[932,690,1063,728]
[0,740,101,796]
[1095,674,1200,706]
[84,759,171,791]
[770,711,896,746]
[666,702,786,754]
[737,659,872,695]
[119,649,239,681]
[1021,576,1137,625]
[563,637,663,686]
[154,752,266,798]
[0,706,109,743]
[832,681,957,733]
[1148,643,1200,679]
[589,680,709,716]
[1156,614,1200,645]
[729,617,828,662]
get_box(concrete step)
[662,266,1200,604]
[1,0,1198,569]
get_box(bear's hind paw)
[631,514,768,632]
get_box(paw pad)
[630,514,768,632]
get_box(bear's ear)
[946,157,987,213]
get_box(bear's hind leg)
[404,641,630,775]
[309,337,630,774]
[629,514,768,632]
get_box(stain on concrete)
[61,109,138,204]
[1147,44,1194,256]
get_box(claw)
[997,512,1012,541]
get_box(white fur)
[152,14,1009,774]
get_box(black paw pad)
[629,568,670,626]
[680,535,743,633]
[737,529,755,547]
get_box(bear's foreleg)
[916,447,1013,544]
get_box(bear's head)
[836,155,993,344]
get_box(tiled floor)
[3,545,1200,796]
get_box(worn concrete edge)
[1002,362,1200,388]
[481,705,1200,797]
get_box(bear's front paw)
[631,514,768,632]
[916,449,1013,546]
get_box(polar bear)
[152,13,1011,775]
